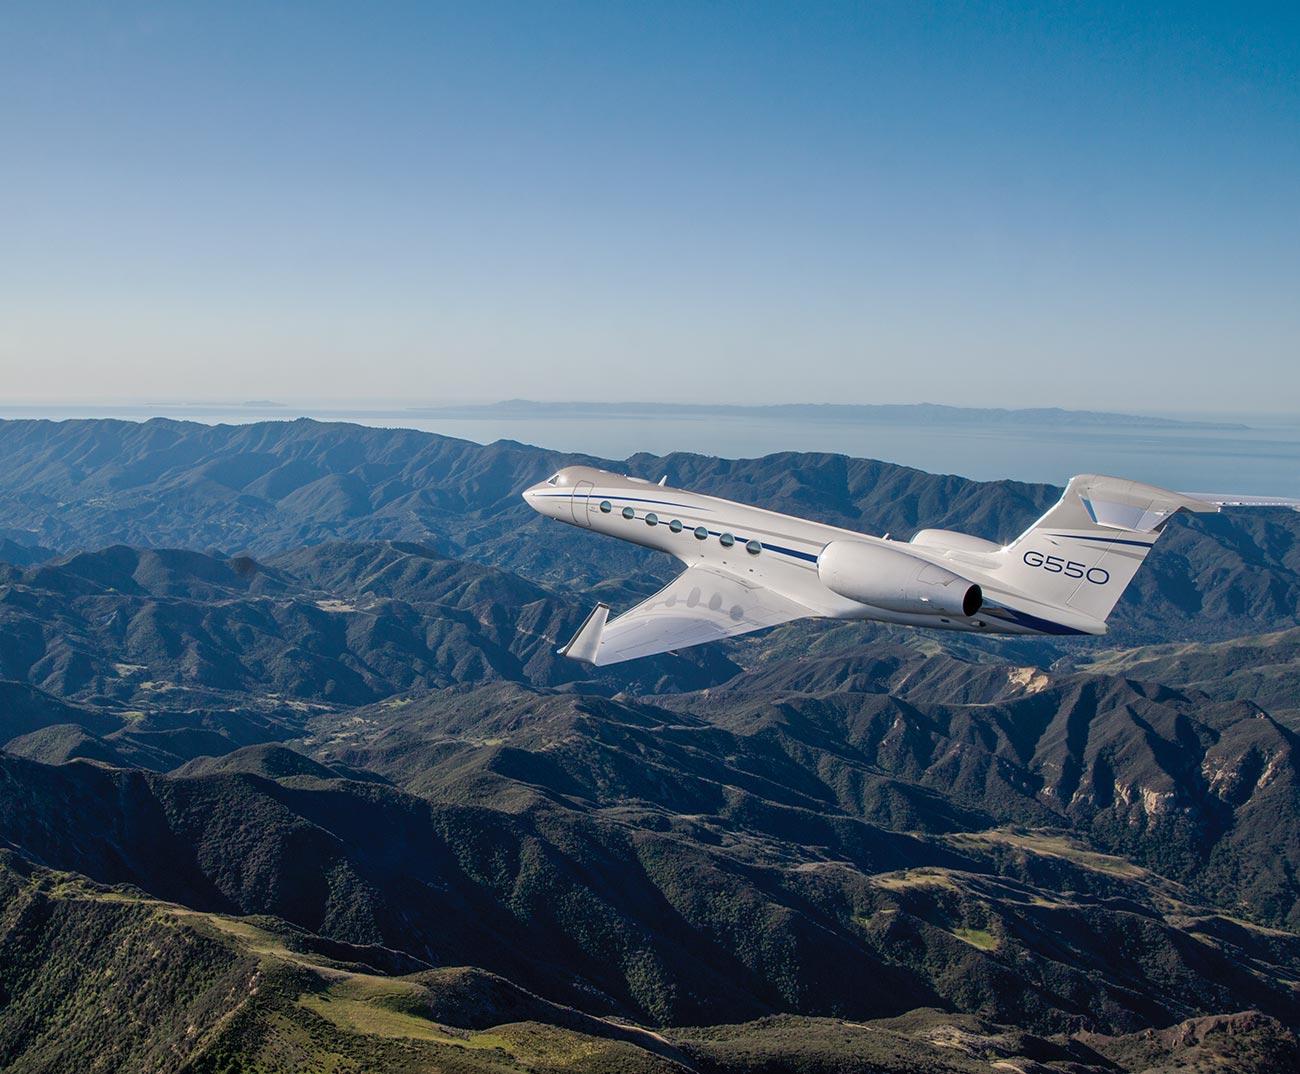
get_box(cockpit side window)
[546,473,560,486]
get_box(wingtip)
[557,602,610,664]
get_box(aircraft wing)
[558,565,816,666]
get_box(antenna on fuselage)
[658,475,667,486]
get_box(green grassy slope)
[5,853,1297,1074]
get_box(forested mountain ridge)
[0,541,730,710]
[2,417,1298,647]
[2,417,1300,1072]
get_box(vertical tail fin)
[994,475,1218,629]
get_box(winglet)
[558,603,609,664]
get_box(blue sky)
[2,2,1297,411]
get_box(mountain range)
[2,417,1298,648]
[2,417,1300,1072]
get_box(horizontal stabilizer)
[1070,476,1218,532]
[1181,493,1300,511]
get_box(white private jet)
[521,466,1283,666]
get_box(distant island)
[398,400,1250,430]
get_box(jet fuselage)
[524,465,1081,637]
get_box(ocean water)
[3,403,1298,497]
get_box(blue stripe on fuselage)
[984,605,1088,636]
[540,492,822,564]
[704,531,818,563]
[761,542,818,563]
[602,509,822,565]
[1045,533,1154,549]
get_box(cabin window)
[599,500,612,513]
[622,506,635,519]
[645,513,658,526]
[719,533,735,548]
[669,519,683,533]
[694,526,708,540]
[746,540,762,555]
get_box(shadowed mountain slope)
[0,681,118,741]
[0,538,54,567]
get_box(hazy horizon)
[4,398,1298,495]
[2,396,1297,423]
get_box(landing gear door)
[572,481,595,527]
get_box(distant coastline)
[1,402,1295,495]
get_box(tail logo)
[1021,550,1111,585]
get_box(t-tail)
[987,475,1218,634]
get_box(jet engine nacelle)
[817,540,983,617]
[909,528,1002,554]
